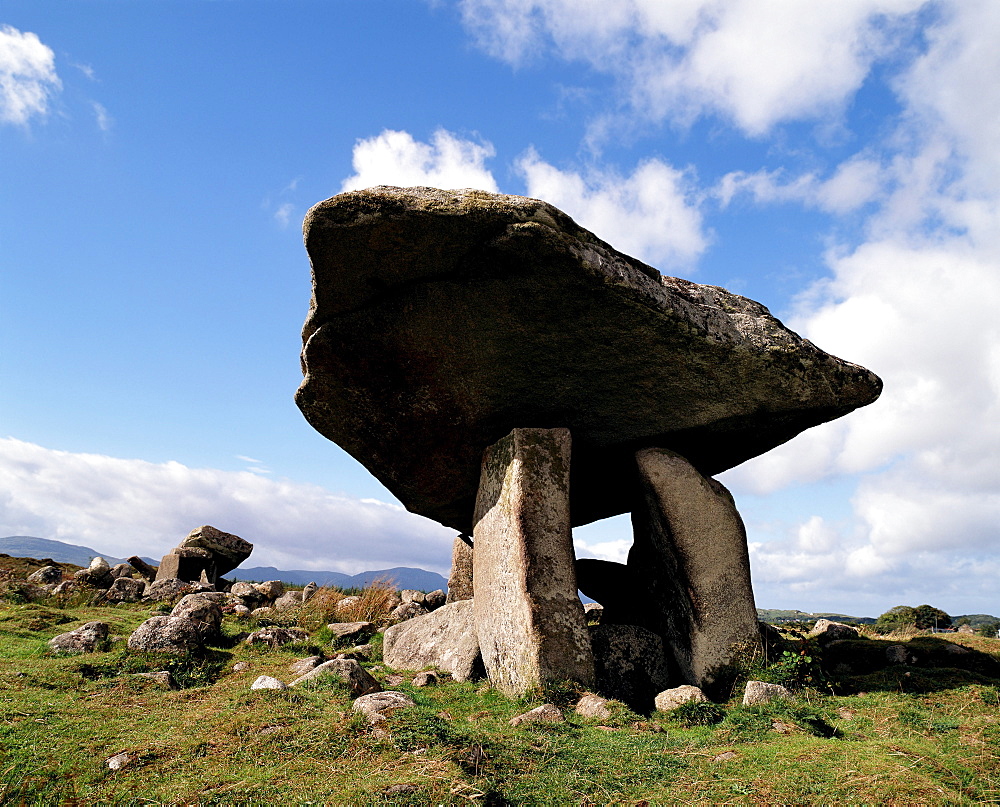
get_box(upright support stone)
[472,427,595,696]
[446,534,474,603]
[630,448,761,695]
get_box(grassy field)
[2,585,1000,804]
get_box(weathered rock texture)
[630,448,761,694]
[472,428,595,696]
[382,599,483,682]
[589,624,671,713]
[446,534,474,603]
[297,186,882,533]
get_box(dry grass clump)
[296,577,400,631]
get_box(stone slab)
[382,599,484,682]
[180,525,253,575]
[297,186,882,533]
[472,427,595,696]
[445,534,474,603]
[630,448,761,694]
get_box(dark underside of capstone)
[296,186,882,534]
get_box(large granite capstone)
[297,186,881,533]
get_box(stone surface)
[808,619,859,643]
[630,448,761,695]
[589,624,671,713]
[74,557,113,588]
[27,565,62,585]
[654,685,709,712]
[327,621,376,643]
[127,556,158,581]
[48,621,109,654]
[383,599,484,682]
[583,603,604,623]
[446,534,474,603]
[273,591,304,612]
[400,590,425,605]
[110,563,133,579]
[575,693,612,719]
[170,594,223,640]
[251,675,288,691]
[179,525,253,576]
[290,658,382,696]
[143,578,192,602]
[127,616,204,654]
[509,704,564,726]
[411,671,439,687]
[155,548,215,584]
[301,582,318,602]
[254,580,285,600]
[297,186,882,533]
[473,428,595,696]
[352,691,415,723]
[105,576,145,603]
[743,680,792,706]
[390,601,428,622]
[289,655,325,676]
[424,589,446,611]
[244,627,309,648]
[132,671,177,689]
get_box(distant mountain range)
[0,535,448,592]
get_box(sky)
[2,0,999,617]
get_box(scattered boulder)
[743,680,792,706]
[132,671,177,689]
[106,752,132,771]
[254,580,285,600]
[244,627,309,648]
[390,601,428,623]
[654,685,709,712]
[143,578,192,602]
[290,658,382,697]
[74,557,113,588]
[885,644,913,665]
[411,671,439,687]
[590,624,670,713]
[289,655,325,676]
[808,619,859,643]
[170,594,223,641]
[327,621,376,643]
[105,576,145,603]
[127,616,204,654]
[273,591,304,613]
[383,599,483,682]
[251,675,288,691]
[250,606,275,618]
[335,596,361,612]
[352,690,415,723]
[334,645,374,662]
[575,693,612,719]
[48,621,109,654]
[126,556,158,581]
[510,704,564,726]
[231,604,251,619]
[401,590,425,605]
[229,581,259,599]
[301,582,318,602]
[423,589,446,611]
[27,565,62,585]
[110,563,134,579]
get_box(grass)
[3,592,1000,804]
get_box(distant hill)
[757,608,877,625]
[0,536,448,592]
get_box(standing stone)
[446,534,474,603]
[630,448,761,695]
[155,547,215,583]
[472,427,595,697]
[127,556,159,581]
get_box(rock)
[244,627,309,648]
[251,675,288,691]
[390,601,428,622]
[254,580,285,600]
[654,685,709,712]
[143,578,193,602]
[383,600,484,682]
[590,624,670,714]
[630,449,761,695]
[155,547,215,584]
[759,621,785,656]
[401,590,425,605]
[510,704,564,726]
[132,671,177,689]
[290,658,382,697]
[232,661,251,673]
[250,606,275,618]
[583,603,604,623]
[352,690,415,723]
[742,680,792,706]
[74,557,113,588]
[289,655,324,676]
[296,186,881,534]
[575,693,612,719]
[473,428,595,697]
[51,580,74,595]
[170,594,223,641]
[335,595,361,612]
[327,621,376,643]
[105,576,145,603]
[127,616,204,654]
[411,671,439,687]
[423,589,446,611]
[230,581,259,598]
[232,604,251,619]
[126,556,158,581]
[445,534,474,604]
[808,619,859,643]
[27,565,63,585]
[335,645,374,661]
[106,752,132,771]
[48,621,109,654]
[301,582,318,602]
[273,591,304,613]
[110,563,134,579]
[179,525,253,576]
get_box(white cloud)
[0,438,454,575]
[459,0,928,136]
[0,25,61,126]
[92,101,111,132]
[274,202,296,227]
[517,149,707,268]
[341,128,500,192]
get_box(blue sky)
[3,1,999,617]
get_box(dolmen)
[296,186,881,702]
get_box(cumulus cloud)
[341,128,500,192]
[459,0,928,136]
[0,438,454,574]
[517,149,707,268]
[0,25,61,126]
[92,101,112,132]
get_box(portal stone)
[446,534,474,603]
[472,427,595,696]
[630,448,760,694]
